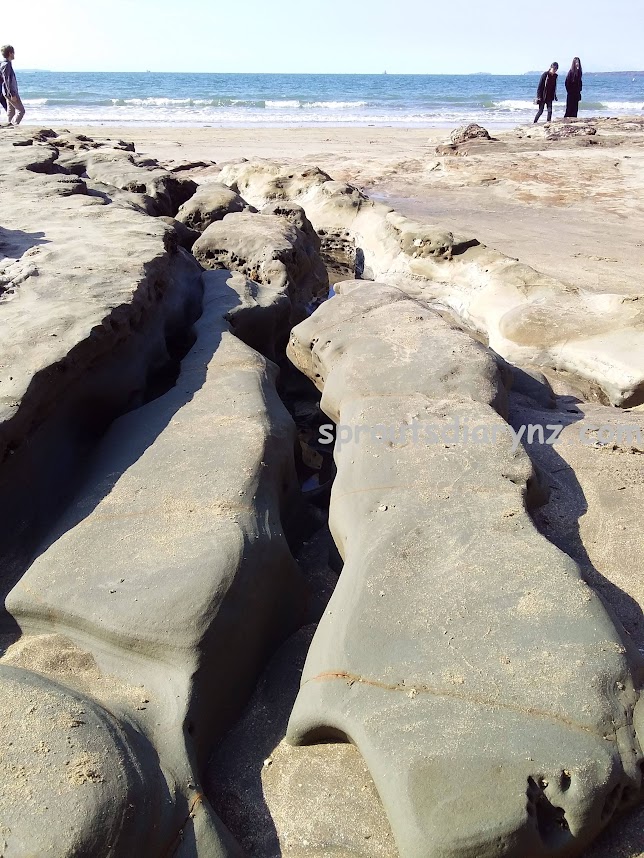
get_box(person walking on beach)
[564,57,583,118]
[534,62,558,123]
[1,45,25,126]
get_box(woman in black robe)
[565,58,583,118]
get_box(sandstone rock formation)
[192,210,329,326]
[0,133,204,602]
[450,123,494,144]
[1,127,643,858]
[159,215,202,251]
[175,182,254,232]
[4,272,306,856]
[54,134,197,216]
[546,124,598,141]
[0,129,309,856]
[286,280,644,858]
[219,159,644,407]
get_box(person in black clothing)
[565,57,583,118]
[534,62,559,123]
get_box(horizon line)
[18,68,644,76]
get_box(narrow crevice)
[0,261,205,635]
[526,776,571,848]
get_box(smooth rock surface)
[0,129,308,856]
[4,270,306,855]
[285,280,644,858]
[208,628,398,858]
[0,129,205,604]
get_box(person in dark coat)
[564,57,583,118]
[534,62,559,123]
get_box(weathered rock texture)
[175,182,254,232]
[192,210,329,324]
[0,130,204,603]
[57,140,197,216]
[450,123,494,144]
[4,272,306,855]
[3,127,643,858]
[219,160,644,407]
[0,129,307,856]
[546,124,598,141]
[286,280,644,858]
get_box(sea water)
[15,71,644,128]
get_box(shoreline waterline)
[14,70,644,129]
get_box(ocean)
[14,71,644,128]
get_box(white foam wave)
[495,99,537,110]
[116,97,204,106]
[600,100,644,110]
[18,95,644,129]
[305,100,368,108]
[265,100,301,108]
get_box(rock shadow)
[206,626,313,856]
[0,226,49,259]
[507,384,644,656]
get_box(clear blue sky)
[4,0,643,74]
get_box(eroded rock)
[450,123,493,144]
[546,124,598,141]
[0,131,307,856]
[218,159,644,407]
[286,280,644,858]
[3,271,306,856]
[57,141,197,216]
[175,182,253,231]
[192,211,329,318]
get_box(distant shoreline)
[17,70,644,128]
[17,69,644,76]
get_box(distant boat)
[383,70,387,75]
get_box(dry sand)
[48,120,644,857]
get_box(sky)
[3,0,643,74]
